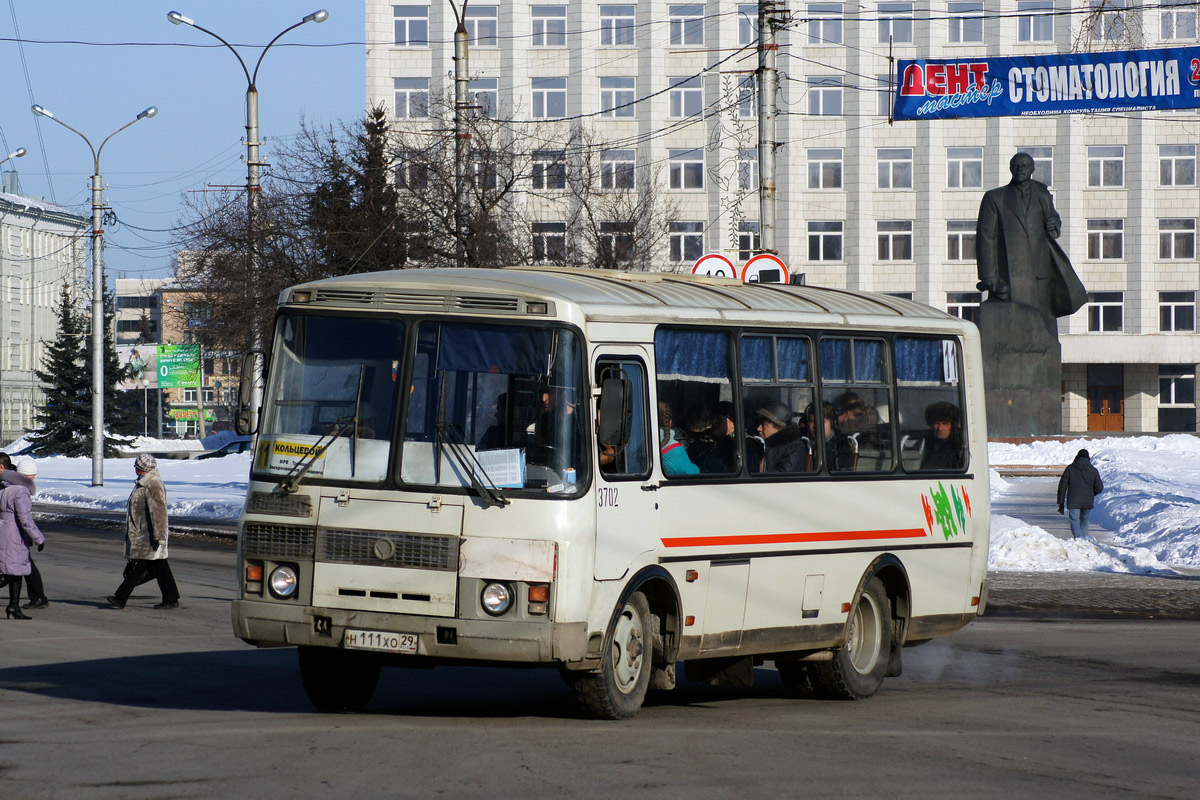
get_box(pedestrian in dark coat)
[0,455,49,608]
[0,459,44,620]
[1057,449,1104,540]
[108,454,181,609]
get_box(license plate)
[344,629,418,654]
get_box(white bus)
[232,267,990,719]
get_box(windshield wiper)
[436,422,510,507]
[278,414,356,494]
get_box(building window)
[1159,365,1196,431]
[1018,0,1054,42]
[1162,0,1198,41]
[947,220,976,260]
[808,148,843,189]
[600,4,636,46]
[738,148,759,190]
[532,150,566,190]
[1087,219,1124,259]
[878,148,913,189]
[600,77,636,117]
[600,149,636,190]
[808,221,844,261]
[1160,144,1197,186]
[1087,145,1125,187]
[808,3,844,45]
[396,151,428,190]
[465,5,499,46]
[736,76,757,118]
[948,1,984,43]
[532,77,567,118]
[737,221,760,260]
[808,77,843,116]
[878,220,913,261]
[1087,0,1127,44]
[394,5,430,46]
[669,221,705,262]
[878,3,914,44]
[947,146,983,188]
[669,4,705,46]
[947,291,982,323]
[531,5,567,47]
[470,78,498,118]
[1019,145,1054,186]
[599,222,635,263]
[394,78,429,119]
[876,75,894,116]
[669,76,703,118]
[469,153,497,190]
[1160,219,1197,259]
[669,148,704,190]
[1087,291,1124,331]
[532,222,567,262]
[1160,291,1196,332]
[738,3,759,45]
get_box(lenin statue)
[974,152,1087,436]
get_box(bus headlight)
[480,582,513,616]
[268,564,299,599]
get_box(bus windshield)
[400,321,588,496]
[257,313,405,484]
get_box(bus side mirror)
[597,377,632,448]
[234,351,260,436]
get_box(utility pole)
[451,1,471,267]
[757,1,781,258]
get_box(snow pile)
[989,514,1179,574]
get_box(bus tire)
[298,646,381,712]
[573,591,652,720]
[810,577,892,700]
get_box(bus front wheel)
[298,645,381,712]
[809,577,892,700]
[572,591,652,720]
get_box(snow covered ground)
[5,433,1199,575]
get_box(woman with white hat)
[0,457,49,609]
[107,453,180,610]
[0,456,45,620]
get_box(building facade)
[365,1,1200,433]
[0,188,87,445]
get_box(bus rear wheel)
[810,577,892,700]
[298,645,381,712]
[572,591,652,720]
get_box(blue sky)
[0,1,366,282]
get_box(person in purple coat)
[0,454,49,608]
[0,457,45,620]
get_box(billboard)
[894,46,1200,121]
[117,345,158,390]
[157,344,201,389]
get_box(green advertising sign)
[157,344,201,389]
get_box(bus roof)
[284,267,973,332]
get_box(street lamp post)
[31,104,157,486]
[142,377,150,437]
[167,9,328,435]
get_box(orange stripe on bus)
[660,528,928,548]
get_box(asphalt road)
[1,520,1197,799]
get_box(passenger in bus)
[658,402,700,476]
[683,404,736,473]
[477,393,509,450]
[754,401,810,473]
[919,401,964,470]
[812,401,855,471]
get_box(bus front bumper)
[232,599,590,665]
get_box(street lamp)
[31,103,158,486]
[167,8,328,435]
[0,147,27,167]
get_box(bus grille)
[317,528,459,571]
[242,523,316,559]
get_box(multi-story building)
[366,1,1200,433]
[115,277,172,347]
[0,180,88,445]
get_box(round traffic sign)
[691,252,736,278]
[741,253,789,284]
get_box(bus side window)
[596,360,651,479]
[895,337,968,472]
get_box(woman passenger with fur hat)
[754,401,810,473]
[108,454,180,610]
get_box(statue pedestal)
[976,301,1063,437]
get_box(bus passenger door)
[593,352,658,579]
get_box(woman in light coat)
[0,460,45,620]
[107,454,180,609]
